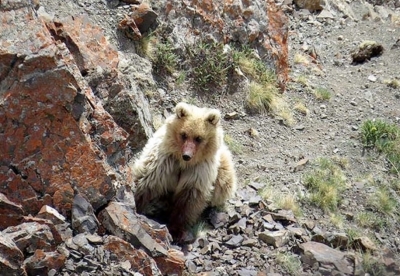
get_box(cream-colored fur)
[132,102,237,238]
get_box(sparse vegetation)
[303,157,347,212]
[187,42,230,92]
[313,87,332,101]
[369,186,398,216]
[356,211,384,230]
[276,252,302,276]
[246,81,275,114]
[361,119,400,173]
[294,53,310,65]
[224,134,243,155]
[295,75,309,87]
[384,78,400,89]
[294,101,309,115]
[152,40,180,75]
[361,252,387,276]
[232,46,281,114]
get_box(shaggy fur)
[132,102,237,241]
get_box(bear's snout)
[182,139,196,161]
[182,154,192,161]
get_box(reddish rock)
[265,0,289,91]
[0,235,27,276]
[46,15,119,74]
[0,192,24,230]
[0,5,128,221]
[2,222,62,255]
[21,216,63,246]
[24,249,66,275]
[119,3,158,40]
[99,201,185,275]
[104,235,162,276]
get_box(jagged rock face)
[155,0,289,91]
[0,3,121,219]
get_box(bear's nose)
[182,154,191,161]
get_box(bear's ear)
[175,102,190,119]
[206,109,221,126]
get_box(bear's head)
[166,102,223,166]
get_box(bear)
[132,102,237,241]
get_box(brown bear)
[132,102,237,241]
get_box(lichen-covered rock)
[0,235,26,276]
[0,4,126,221]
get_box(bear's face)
[166,102,222,166]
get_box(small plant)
[303,157,347,212]
[294,101,309,115]
[294,53,310,65]
[276,252,302,276]
[246,81,275,114]
[152,40,180,75]
[360,119,400,173]
[295,75,309,87]
[361,252,387,276]
[361,119,399,150]
[369,186,398,216]
[356,211,384,230]
[329,213,344,228]
[277,194,302,217]
[224,134,243,155]
[384,78,400,89]
[313,87,332,101]
[187,42,230,92]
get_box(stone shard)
[2,222,62,255]
[299,241,354,275]
[71,193,99,234]
[0,192,24,230]
[24,249,66,276]
[0,235,27,276]
[104,235,162,276]
[36,205,66,225]
[258,230,289,248]
[99,201,168,256]
[99,201,185,275]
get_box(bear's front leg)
[168,188,207,242]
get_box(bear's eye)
[181,133,188,141]
[194,136,203,143]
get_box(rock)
[118,3,159,40]
[104,235,162,276]
[293,158,309,172]
[258,230,289,248]
[2,222,62,255]
[71,193,99,234]
[325,232,349,249]
[99,201,184,275]
[299,241,354,275]
[0,6,122,217]
[21,216,63,246]
[294,0,324,11]
[0,235,26,276]
[354,236,377,251]
[268,210,297,224]
[226,235,244,248]
[210,211,230,229]
[105,89,154,151]
[351,41,384,64]
[24,249,66,276]
[0,193,24,230]
[36,205,66,225]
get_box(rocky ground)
[1,0,400,275]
